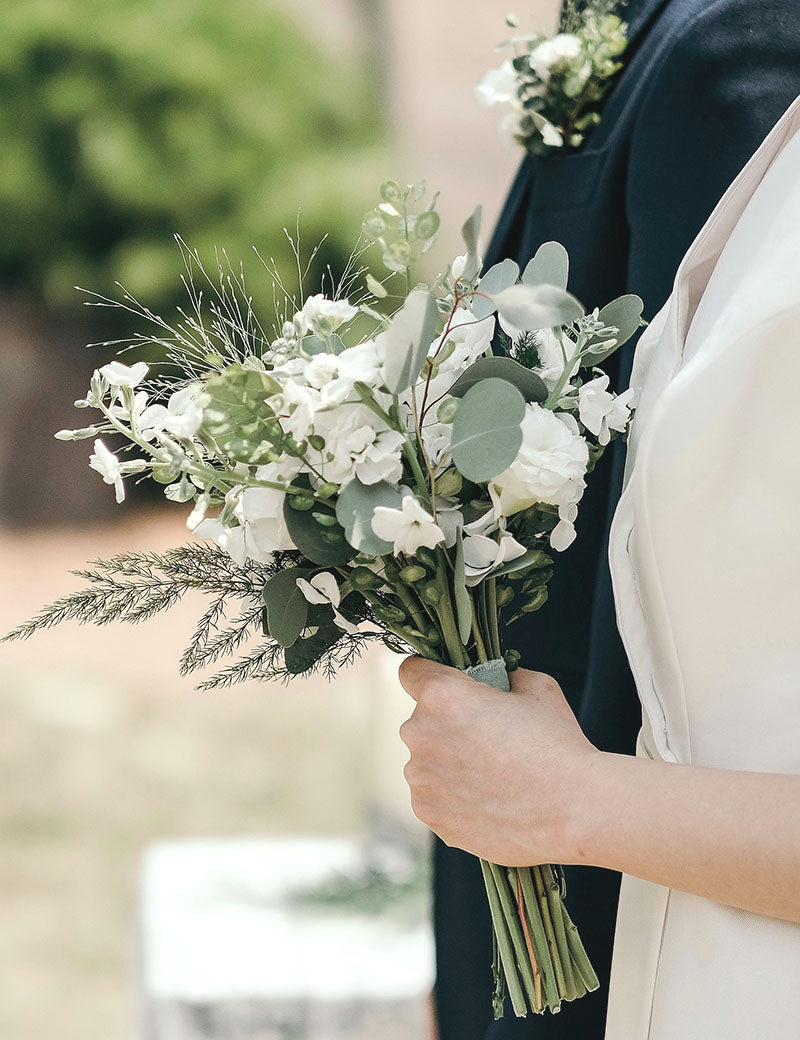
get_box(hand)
[398,658,599,866]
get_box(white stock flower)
[462,532,527,586]
[312,405,404,487]
[88,439,146,504]
[551,502,579,552]
[304,340,383,405]
[197,487,295,566]
[295,572,359,633]
[298,294,358,335]
[529,328,582,390]
[118,384,205,442]
[408,309,494,405]
[528,33,582,81]
[371,490,445,556]
[99,361,149,387]
[491,403,589,515]
[578,374,634,445]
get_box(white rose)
[491,403,589,515]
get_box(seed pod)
[316,481,339,500]
[349,566,383,590]
[521,588,548,613]
[289,494,316,511]
[420,583,441,606]
[435,468,462,496]
[399,565,427,583]
[373,603,406,625]
[496,585,515,607]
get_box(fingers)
[398,655,457,700]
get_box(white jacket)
[606,95,800,1039]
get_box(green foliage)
[450,378,526,483]
[0,0,381,314]
[262,567,310,648]
[449,356,548,404]
[335,478,401,556]
[521,242,570,291]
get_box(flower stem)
[480,861,529,1017]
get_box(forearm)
[568,752,800,922]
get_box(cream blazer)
[606,95,800,1039]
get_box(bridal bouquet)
[6,181,641,1017]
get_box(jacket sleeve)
[624,0,800,314]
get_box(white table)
[138,837,434,1039]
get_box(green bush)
[0,0,382,315]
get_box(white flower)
[551,502,579,551]
[406,309,494,406]
[462,532,527,586]
[529,328,582,389]
[578,374,634,445]
[298,294,358,335]
[540,120,564,149]
[99,361,149,387]
[528,33,582,81]
[311,405,404,487]
[295,572,359,633]
[304,340,383,405]
[475,60,519,107]
[88,439,146,504]
[371,490,445,556]
[491,403,589,515]
[197,487,295,565]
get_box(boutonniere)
[477,2,629,156]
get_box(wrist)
[556,749,622,866]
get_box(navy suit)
[433,2,800,1037]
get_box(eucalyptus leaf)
[283,624,342,674]
[302,333,346,356]
[473,259,519,319]
[582,294,645,366]
[521,241,570,290]
[335,479,402,555]
[262,567,310,647]
[450,378,526,482]
[284,486,357,566]
[200,364,281,464]
[459,205,483,282]
[379,290,439,394]
[453,532,472,644]
[491,283,584,332]
[449,356,548,404]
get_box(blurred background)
[0,1,555,1037]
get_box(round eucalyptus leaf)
[459,205,483,282]
[335,478,402,555]
[521,241,570,290]
[262,567,310,647]
[200,364,281,464]
[449,356,548,404]
[491,283,584,332]
[450,378,526,482]
[473,259,519,319]
[283,494,357,566]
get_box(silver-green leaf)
[453,532,472,644]
[449,356,548,404]
[380,290,439,394]
[459,205,483,282]
[335,479,402,555]
[582,294,645,366]
[521,241,570,290]
[491,283,584,332]
[473,258,519,319]
[450,378,526,482]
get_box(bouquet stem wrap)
[464,659,599,1017]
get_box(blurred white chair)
[138,836,434,1040]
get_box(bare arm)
[398,658,800,923]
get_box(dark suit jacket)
[433,2,800,1037]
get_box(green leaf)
[491,283,584,331]
[283,484,357,566]
[262,567,310,647]
[283,624,342,674]
[492,548,553,578]
[450,378,526,482]
[473,259,519,319]
[459,205,483,282]
[200,363,282,465]
[301,333,346,356]
[521,242,570,290]
[582,294,645,365]
[453,532,472,644]
[380,290,439,394]
[449,356,548,404]
[335,479,402,555]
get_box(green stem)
[518,868,561,1012]
[480,861,529,1018]
[487,577,502,660]
[470,592,489,664]
[434,555,469,668]
[543,866,577,1001]
[488,863,540,1014]
[533,866,566,1004]
[561,904,600,992]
